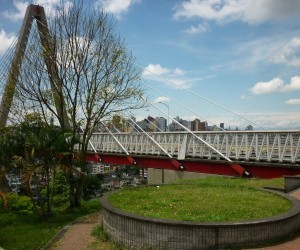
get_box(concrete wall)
[285,176,300,192]
[147,168,211,185]
[101,190,300,250]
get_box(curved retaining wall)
[100,189,300,250]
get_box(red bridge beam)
[85,153,300,179]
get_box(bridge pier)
[147,168,213,185]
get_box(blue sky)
[0,0,300,130]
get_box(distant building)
[147,116,156,131]
[136,116,156,132]
[155,117,167,131]
[191,119,201,131]
[86,163,106,175]
[199,121,207,131]
[136,119,148,131]
[169,116,188,131]
[124,116,136,132]
[207,125,219,131]
[245,124,253,131]
[191,119,208,131]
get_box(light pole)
[158,101,170,184]
[159,101,169,132]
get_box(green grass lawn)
[108,177,291,222]
[0,199,102,250]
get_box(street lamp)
[159,101,169,132]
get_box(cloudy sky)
[0,0,300,130]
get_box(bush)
[91,223,109,241]
[40,170,69,208]
[83,175,101,199]
[0,193,35,215]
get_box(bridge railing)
[88,131,300,164]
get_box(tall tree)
[12,0,144,207]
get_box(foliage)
[0,198,101,250]
[0,122,84,216]
[122,165,140,176]
[11,0,145,208]
[0,193,34,215]
[91,223,109,242]
[52,171,70,207]
[108,177,291,222]
[83,175,101,199]
[40,170,69,208]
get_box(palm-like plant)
[0,122,85,217]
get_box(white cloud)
[249,112,300,130]
[33,0,73,16]
[143,63,204,89]
[251,76,300,95]
[166,78,196,89]
[2,0,73,21]
[174,68,186,76]
[143,64,170,76]
[2,0,28,21]
[0,29,16,54]
[286,99,300,105]
[153,96,170,104]
[95,0,140,18]
[173,0,300,25]
[184,22,210,34]
[272,37,300,67]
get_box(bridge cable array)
[135,63,268,131]
[140,97,232,162]
[140,78,225,131]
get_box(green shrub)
[40,170,69,208]
[91,223,109,241]
[83,175,101,199]
[52,170,69,207]
[1,193,35,215]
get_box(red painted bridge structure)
[85,131,300,179]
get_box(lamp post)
[159,101,169,132]
[158,101,170,184]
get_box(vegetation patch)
[0,199,101,250]
[108,177,290,222]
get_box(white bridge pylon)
[88,130,300,164]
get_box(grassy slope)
[108,177,290,222]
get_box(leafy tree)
[82,175,101,199]
[0,115,83,217]
[11,0,145,208]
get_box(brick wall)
[101,190,300,249]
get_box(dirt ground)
[45,212,105,250]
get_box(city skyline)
[112,114,253,133]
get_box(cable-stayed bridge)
[1,4,300,179]
[85,130,300,179]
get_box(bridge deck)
[88,131,300,164]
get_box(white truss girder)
[88,131,300,163]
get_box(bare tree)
[13,0,145,207]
